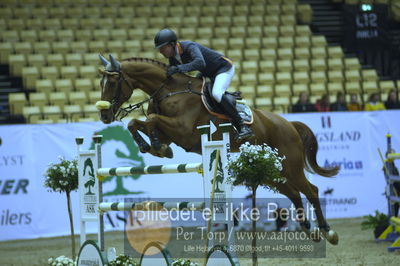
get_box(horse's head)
[96,54,134,124]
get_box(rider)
[154,28,254,140]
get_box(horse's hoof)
[323,230,339,245]
[164,146,173,158]
[159,144,173,158]
[152,141,161,151]
[310,228,322,242]
[149,147,164,158]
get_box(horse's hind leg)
[307,183,339,245]
[274,183,313,236]
[294,173,339,245]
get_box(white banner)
[282,111,400,218]
[1,111,399,240]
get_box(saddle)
[200,79,253,124]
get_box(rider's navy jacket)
[168,41,232,80]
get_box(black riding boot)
[220,94,254,140]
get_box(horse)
[96,54,339,245]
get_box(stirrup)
[235,124,254,141]
[237,130,254,141]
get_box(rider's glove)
[166,66,180,77]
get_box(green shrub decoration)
[44,156,78,193]
[227,142,286,192]
[361,210,389,230]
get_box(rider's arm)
[176,44,206,73]
[169,57,178,66]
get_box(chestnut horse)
[96,55,339,245]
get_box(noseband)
[112,72,131,115]
[101,71,135,121]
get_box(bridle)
[102,70,203,121]
[101,71,134,121]
[102,70,167,121]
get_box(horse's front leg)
[127,116,175,158]
[144,114,182,158]
[127,119,150,153]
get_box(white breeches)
[211,65,235,103]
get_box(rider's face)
[159,43,175,58]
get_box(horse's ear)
[99,54,109,67]
[109,54,121,71]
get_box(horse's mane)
[122,57,167,69]
[121,57,198,81]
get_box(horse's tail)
[291,121,339,177]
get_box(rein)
[113,72,167,121]
[113,75,203,119]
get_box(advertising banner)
[283,111,400,218]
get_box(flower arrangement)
[106,255,197,266]
[227,142,286,266]
[44,156,79,259]
[44,156,78,193]
[227,142,286,192]
[107,254,139,266]
[47,255,74,266]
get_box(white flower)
[48,258,53,264]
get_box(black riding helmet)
[154,28,177,49]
